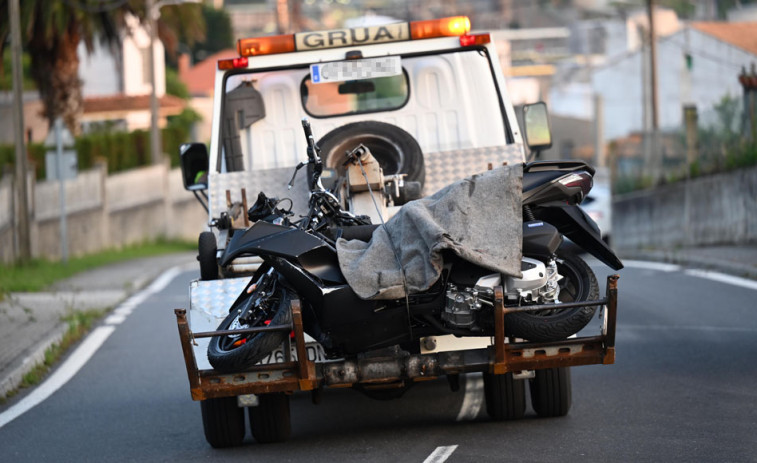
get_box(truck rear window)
[300,72,409,118]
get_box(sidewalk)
[0,252,197,400]
[618,245,757,280]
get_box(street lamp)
[147,0,201,165]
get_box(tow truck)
[176,16,620,448]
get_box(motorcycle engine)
[441,258,561,330]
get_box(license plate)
[258,342,327,364]
[310,56,401,84]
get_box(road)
[1,261,756,462]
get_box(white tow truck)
[176,16,619,448]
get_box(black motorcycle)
[207,120,623,373]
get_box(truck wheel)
[198,231,218,280]
[317,121,425,188]
[249,393,291,443]
[200,396,245,448]
[506,251,599,342]
[483,372,526,420]
[530,367,572,417]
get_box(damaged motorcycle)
[205,119,624,375]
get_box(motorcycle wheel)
[506,251,599,342]
[207,287,293,373]
[200,396,245,448]
[316,121,426,188]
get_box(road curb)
[0,323,68,399]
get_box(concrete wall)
[0,162,207,264]
[612,166,757,250]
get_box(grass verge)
[0,239,194,294]
[0,308,108,404]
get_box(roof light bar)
[410,16,470,40]
[238,34,296,57]
[236,16,472,58]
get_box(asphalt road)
[1,261,756,462]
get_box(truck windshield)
[218,48,510,172]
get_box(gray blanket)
[336,165,523,299]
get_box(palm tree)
[0,0,204,135]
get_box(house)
[1,14,184,144]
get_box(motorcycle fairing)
[220,221,345,284]
[270,256,414,355]
[534,205,624,270]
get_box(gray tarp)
[336,165,523,299]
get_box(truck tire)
[506,251,599,342]
[198,231,218,281]
[249,393,291,443]
[207,288,293,373]
[317,121,425,188]
[530,367,572,417]
[483,372,526,421]
[200,396,245,448]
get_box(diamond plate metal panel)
[189,277,251,370]
[209,168,311,220]
[424,144,524,195]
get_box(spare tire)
[317,121,425,188]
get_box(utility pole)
[148,0,162,165]
[9,0,31,262]
[646,0,661,182]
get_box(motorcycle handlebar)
[301,118,324,192]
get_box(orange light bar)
[410,16,470,40]
[460,33,491,47]
[238,34,296,57]
[217,57,249,70]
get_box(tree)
[0,0,204,135]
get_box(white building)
[550,20,757,142]
[592,21,757,141]
[77,14,185,133]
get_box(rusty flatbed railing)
[175,275,619,401]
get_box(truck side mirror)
[180,143,209,191]
[523,102,553,154]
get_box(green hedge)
[0,109,200,179]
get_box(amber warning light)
[237,16,472,58]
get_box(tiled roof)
[83,94,186,114]
[691,22,757,56]
[180,49,238,97]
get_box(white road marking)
[423,445,458,463]
[0,265,185,429]
[684,269,757,292]
[622,260,681,272]
[456,373,483,421]
[0,325,115,429]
